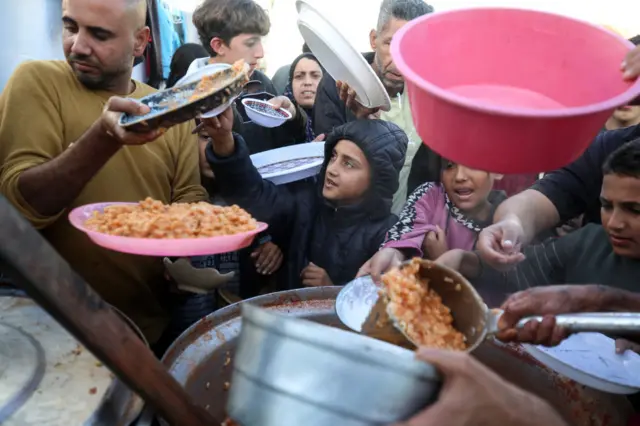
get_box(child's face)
[214,33,265,74]
[322,140,371,204]
[612,105,640,126]
[600,173,640,259]
[197,130,214,180]
[441,162,498,213]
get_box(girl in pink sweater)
[358,161,505,282]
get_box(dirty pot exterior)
[0,292,144,426]
[145,287,632,426]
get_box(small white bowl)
[242,98,292,128]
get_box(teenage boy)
[192,0,308,152]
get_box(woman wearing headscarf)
[283,53,324,142]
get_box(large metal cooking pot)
[140,287,632,426]
[0,291,145,426]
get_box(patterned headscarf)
[284,53,323,142]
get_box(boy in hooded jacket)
[203,107,407,289]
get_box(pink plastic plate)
[68,202,268,257]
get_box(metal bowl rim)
[241,303,440,381]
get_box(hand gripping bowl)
[390,8,640,173]
[241,98,292,128]
[227,304,440,426]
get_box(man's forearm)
[493,189,561,244]
[596,285,640,312]
[460,250,482,279]
[17,121,120,217]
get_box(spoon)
[336,259,640,352]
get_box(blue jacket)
[206,119,408,289]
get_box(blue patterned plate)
[119,63,249,133]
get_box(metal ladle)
[336,259,640,352]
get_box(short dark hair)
[166,43,209,88]
[192,0,270,57]
[630,35,640,46]
[603,138,640,178]
[377,0,434,33]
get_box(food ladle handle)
[488,310,640,335]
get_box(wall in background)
[0,0,149,91]
[3,0,636,91]
[0,0,65,90]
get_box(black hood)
[319,120,407,218]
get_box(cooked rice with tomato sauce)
[84,197,257,239]
[381,259,466,351]
[189,59,246,102]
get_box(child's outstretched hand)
[251,242,283,275]
[616,338,640,355]
[423,225,448,260]
[202,106,235,156]
[301,263,333,287]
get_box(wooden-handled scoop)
[0,197,214,426]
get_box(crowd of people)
[1,0,640,424]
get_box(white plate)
[524,333,640,394]
[250,142,325,186]
[335,275,379,332]
[296,0,391,111]
[176,62,239,118]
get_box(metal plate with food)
[119,60,249,133]
[525,332,640,394]
[175,63,241,119]
[296,0,391,111]
[0,294,145,426]
[68,198,268,257]
[250,142,325,185]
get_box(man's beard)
[374,55,404,95]
[68,56,129,91]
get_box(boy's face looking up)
[193,0,270,75]
[600,173,640,259]
[441,162,500,217]
[323,140,371,204]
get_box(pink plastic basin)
[391,8,640,173]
